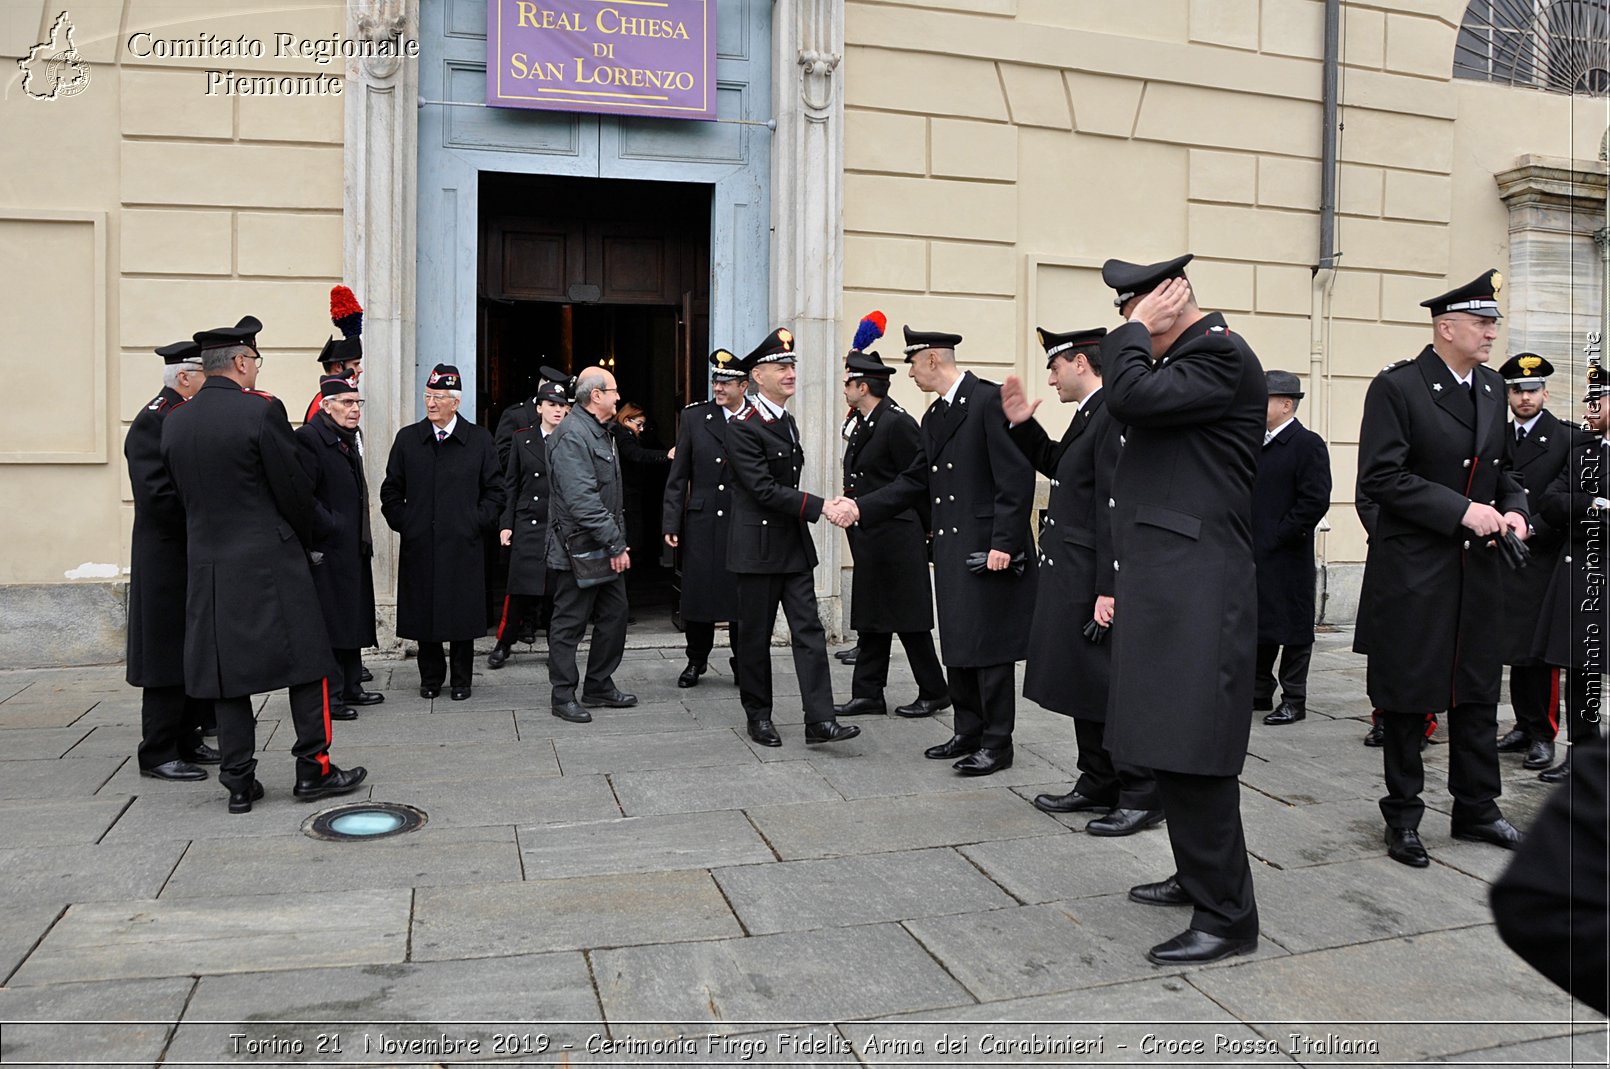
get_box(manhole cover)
[303,802,427,842]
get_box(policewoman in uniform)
[725,328,860,748]
[835,322,949,720]
[489,375,569,669]
[1099,255,1264,965]
[1002,325,1162,835]
[160,316,366,813]
[1356,270,1529,867]
[662,348,749,688]
[125,339,218,780]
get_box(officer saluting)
[1356,270,1529,867]
[834,314,949,720]
[160,316,367,813]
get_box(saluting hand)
[1129,276,1191,336]
[1000,375,1040,426]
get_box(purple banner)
[487,0,716,120]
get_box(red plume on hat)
[330,285,363,339]
[851,310,887,353]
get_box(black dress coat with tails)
[843,396,934,635]
[662,399,745,623]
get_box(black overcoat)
[380,418,505,642]
[843,397,934,634]
[1010,388,1122,719]
[662,399,744,622]
[1354,346,1528,714]
[495,397,539,472]
[1253,418,1332,646]
[295,415,378,650]
[499,425,551,597]
[1532,435,1610,671]
[1103,315,1265,777]
[1501,408,1573,665]
[855,372,1037,668]
[124,386,188,688]
[725,401,823,574]
[159,378,335,699]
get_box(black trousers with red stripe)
[214,678,333,791]
[1510,664,1561,742]
[495,595,542,645]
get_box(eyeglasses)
[237,352,263,369]
[627,416,645,427]
[327,398,365,408]
[423,391,457,404]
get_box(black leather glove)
[965,551,1027,576]
[1082,618,1109,645]
[1496,528,1531,571]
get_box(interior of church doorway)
[477,173,712,639]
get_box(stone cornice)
[1496,155,1609,212]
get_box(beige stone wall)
[841,0,1608,573]
[0,1,344,585]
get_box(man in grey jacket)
[545,366,636,723]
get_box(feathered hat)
[317,285,364,366]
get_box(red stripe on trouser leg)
[496,595,512,642]
[318,678,332,775]
[1547,667,1561,734]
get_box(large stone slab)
[1189,925,1595,1061]
[160,826,522,899]
[0,976,193,1066]
[0,841,187,906]
[0,756,123,799]
[809,738,1062,799]
[746,789,1063,860]
[262,707,519,749]
[518,809,774,879]
[713,847,1017,935]
[0,796,132,848]
[1238,747,1382,806]
[411,869,741,960]
[57,724,144,759]
[611,759,840,817]
[165,953,603,1061]
[392,770,621,829]
[1433,1029,1608,1062]
[958,829,1175,904]
[0,726,95,759]
[551,727,758,775]
[99,781,373,844]
[592,923,975,1037]
[518,699,709,739]
[0,702,98,728]
[10,888,411,985]
[1239,792,1393,871]
[0,901,64,985]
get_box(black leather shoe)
[805,719,862,744]
[227,780,264,814]
[1539,753,1573,783]
[1523,739,1556,770]
[345,691,385,707]
[141,759,207,782]
[293,765,367,801]
[748,719,782,747]
[954,745,1012,776]
[925,734,980,760]
[582,688,638,708]
[834,646,859,664]
[1087,807,1166,837]
[359,666,374,683]
[1452,816,1523,850]
[179,742,221,765]
[677,662,706,688]
[1363,721,1384,747]
[1263,701,1305,726]
[450,686,471,701]
[895,696,950,718]
[1252,695,1273,712]
[1146,928,1258,965]
[1385,827,1429,867]
[552,700,592,723]
[834,697,886,717]
[420,685,441,699]
[1496,728,1530,753]
[1128,876,1191,907]
[517,626,537,645]
[487,644,511,669]
[329,705,359,721]
[1032,790,1109,814]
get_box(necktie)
[933,398,949,417]
[1516,425,1528,444]
[436,429,447,442]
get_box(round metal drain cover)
[303,802,427,842]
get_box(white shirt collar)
[1265,416,1295,443]
[1451,368,1473,389]
[753,392,787,421]
[1514,413,1542,435]
[723,403,743,421]
[1074,385,1101,415]
[941,373,965,406]
[433,415,458,439]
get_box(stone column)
[345,0,419,643]
[771,0,846,636]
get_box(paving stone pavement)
[0,630,1604,1066]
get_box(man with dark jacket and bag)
[1253,370,1333,726]
[489,376,569,670]
[725,329,860,748]
[662,348,750,688]
[1356,269,1529,869]
[126,338,218,781]
[545,366,637,724]
[296,374,383,719]
[834,316,949,721]
[161,317,366,813]
[1099,255,1264,965]
[1001,325,1161,835]
[380,364,505,701]
[827,325,1038,775]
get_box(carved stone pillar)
[345,0,419,643]
[771,0,845,634]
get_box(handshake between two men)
[821,496,1014,571]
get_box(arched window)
[1454,0,1610,95]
